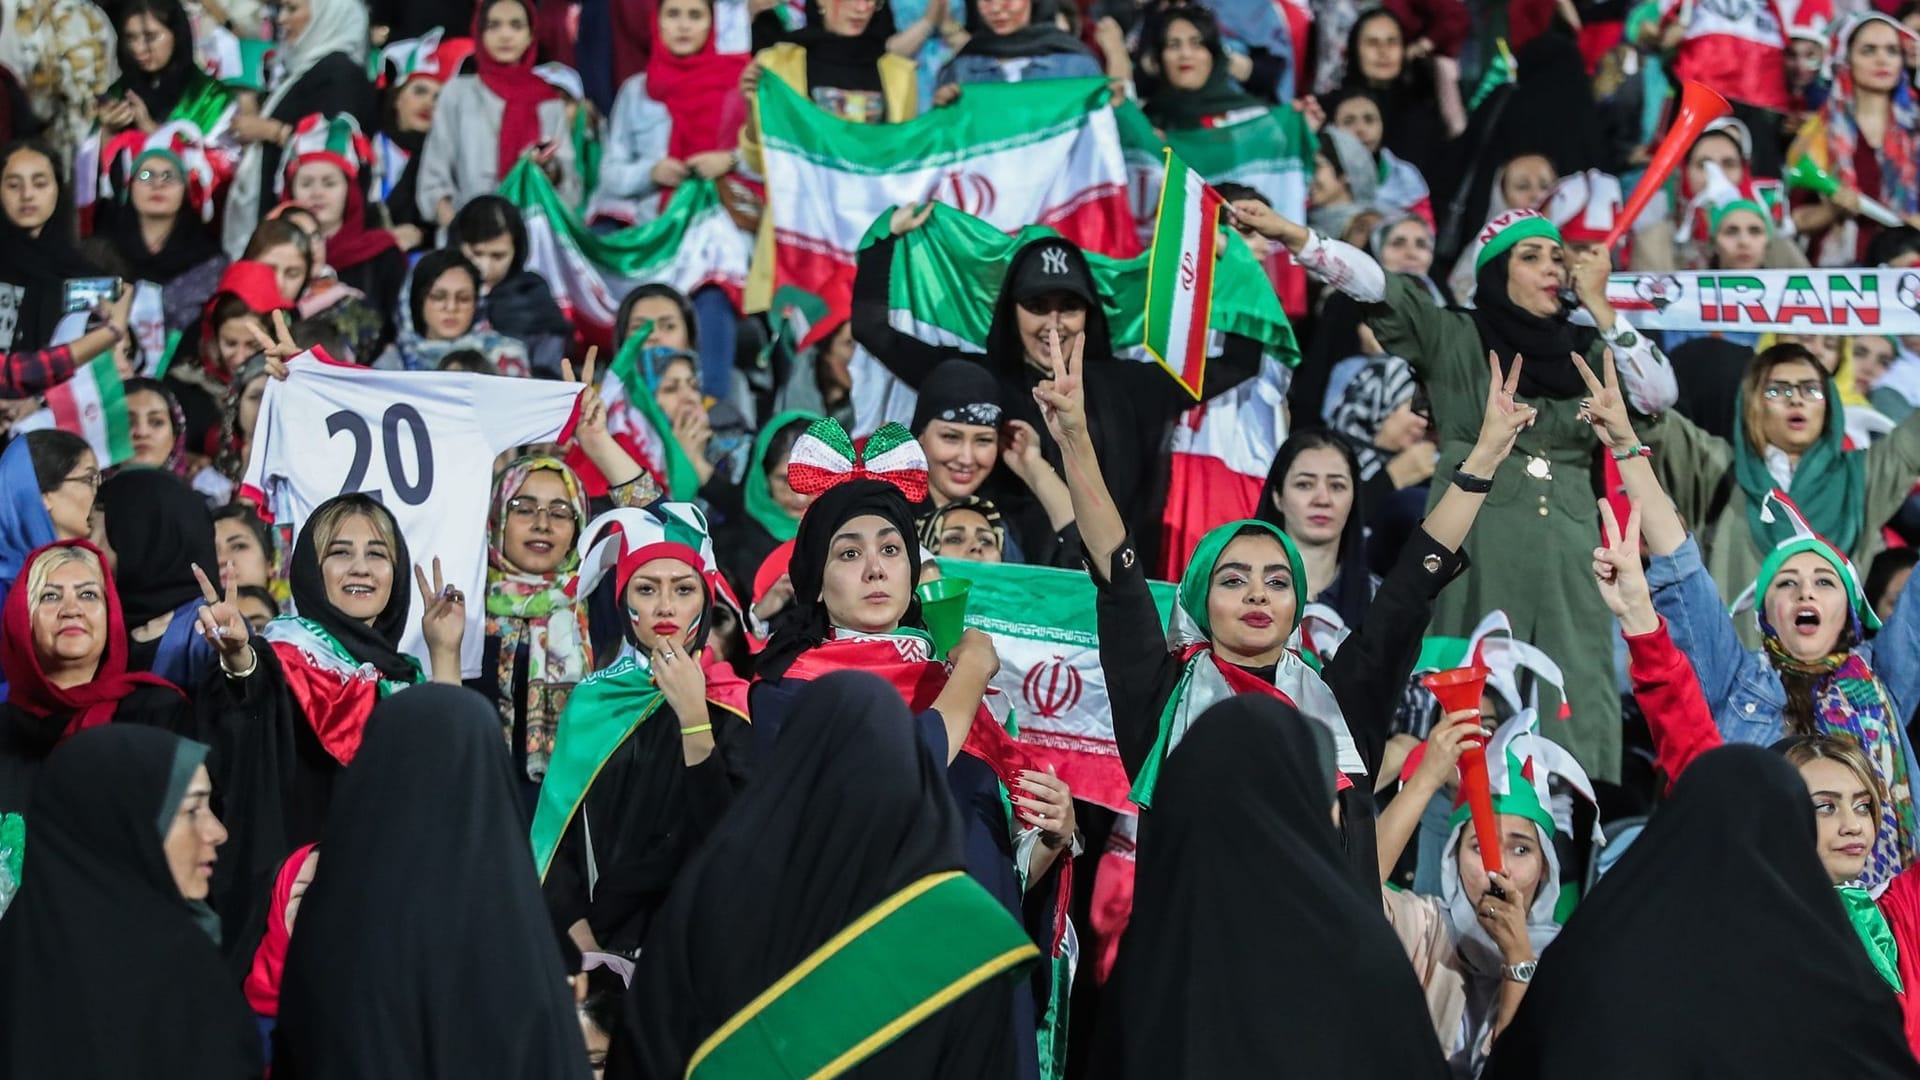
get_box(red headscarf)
[646,0,749,164]
[324,177,400,272]
[243,843,318,1016]
[474,0,558,179]
[199,261,296,385]
[0,540,183,741]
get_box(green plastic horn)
[915,577,973,660]
[1786,156,1906,227]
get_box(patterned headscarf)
[484,456,593,781]
[1806,14,1919,265]
[1325,354,1417,480]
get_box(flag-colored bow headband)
[785,418,930,503]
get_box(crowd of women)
[3,0,1920,1074]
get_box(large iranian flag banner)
[757,75,1138,345]
[13,354,135,466]
[500,162,750,346]
[941,558,1175,813]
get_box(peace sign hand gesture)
[245,309,302,380]
[1031,331,1088,447]
[414,558,467,683]
[1593,497,1658,634]
[1465,350,1537,473]
[193,562,256,672]
[1572,348,1639,450]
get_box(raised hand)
[1411,707,1484,792]
[1013,766,1077,849]
[1031,331,1087,446]
[1469,350,1537,468]
[414,558,467,677]
[889,201,935,237]
[1593,498,1657,634]
[1571,348,1638,449]
[245,309,302,379]
[192,562,254,668]
[650,639,708,720]
[999,418,1047,480]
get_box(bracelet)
[679,723,713,737]
[222,646,259,680]
[1610,443,1652,461]
[1450,466,1494,494]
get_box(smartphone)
[63,277,119,314]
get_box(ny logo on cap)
[1040,248,1070,276]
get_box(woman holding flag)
[1234,189,1678,786]
[750,417,1075,1080]
[1041,325,1528,886]
[530,501,752,957]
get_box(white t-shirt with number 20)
[242,351,583,678]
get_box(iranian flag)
[500,161,751,347]
[1659,0,1789,111]
[756,75,1139,346]
[1143,151,1225,397]
[940,558,1175,813]
[13,355,134,466]
[866,203,1292,386]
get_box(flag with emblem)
[594,333,701,499]
[13,355,134,466]
[500,161,750,348]
[1143,150,1226,399]
[939,557,1176,812]
[755,75,1139,346]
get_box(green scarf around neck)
[744,410,824,544]
[1731,393,1865,560]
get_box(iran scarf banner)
[1603,268,1920,334]
[757,75,1138,346]
[500,161,750,347]
[1659,0,1790,111]
[939,558,1176,813]
[12,355,134,465]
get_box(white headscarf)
[222,0,371,256]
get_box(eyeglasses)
[1764,380,1827,402]
[506,497,576,524]
[62,469,101,491]
[135,168,180,186]
[426,289,474,308]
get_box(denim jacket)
[1647,535,1920,784]
[936,50,1104,88]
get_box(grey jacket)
[416,75,580,219]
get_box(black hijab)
[756,478,925,680]
[1255,430,1371,630]
[1095,697,1449,1078]
[275,685,589,1080]
[105,191,222,286]
[0,141,103,353]
[286,494,417,682]
[1335,8,1445,176]
[608,671,1025,1078]
[957,0,1089,59]
[114,0,201,123]
[1469,245,1594,400]
[99,468,217,628]
[0,725,261,1078]
[1140,5,1265,130]
[909,357,1003,434]
[1483,746,1919,1080]
[790,0,894,66]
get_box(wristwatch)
[1502,960,1537,984]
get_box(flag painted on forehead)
[1143,151,1225,400]
[499,161,750,348]
[12,355,134,466]
[755,76,1138,346]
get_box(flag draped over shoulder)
[500,161,751,346]
[756,75,1140,344]
[13,355,134,466]
[939,557,1176,813]
[863,202,1296,369]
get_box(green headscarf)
[1174,519,1309,638]
[744,410,824,543]
[1731,366,1866,562]
[1754,536,1882,632]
